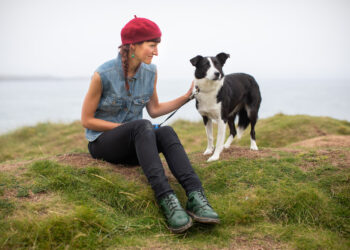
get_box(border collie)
[190,52,262,162]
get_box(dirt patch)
[222,146,280,160]
[0,157,47,173]
[0,153,176,184]
[55,153,114,168]
[2,136,349,183]
[287,136,350,171]
[290,135,350,148]
[54,153,145,182]
[2,189,54,208]
[2,189,17,199]
[189,143,350,172]
[190,146,281,166]
[26,190,53,202]
[324,149,350,169]
[230,236,288,250]
[297,149,350,171]
[55,153,177,183]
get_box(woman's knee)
[132,119,153,131]
[156,126,179,142]
[129,119,154,139]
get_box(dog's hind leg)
[224,115,236,149]
[248,108,258,150]
[237,108,250,139]
[202,116,215,155]
[208,120,227,162]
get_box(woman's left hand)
[185,81,195,99]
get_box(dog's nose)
[214,72,220,77]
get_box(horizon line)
[1,75,350,82]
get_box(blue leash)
[153,96,194,129]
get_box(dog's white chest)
[196,92,221,120]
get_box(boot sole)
[186,210,220,224]
[168,217,193,234]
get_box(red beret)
[121,16,162,45]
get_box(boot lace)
[165,194,182,213]
[197,190,212,208]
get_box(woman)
[81,16,219,233]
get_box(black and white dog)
[190,52,262,162]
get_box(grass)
[172,113,350,152]
[0,114,350,249]
[2,113,349,164]
[0,121,86,163]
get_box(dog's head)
[190,52,230,81]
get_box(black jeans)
[88,119,202,200]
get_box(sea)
[0,78,349,135]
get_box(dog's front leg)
[203,118,214,155]
[207,120,227,162]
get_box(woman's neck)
[128,56,141,78]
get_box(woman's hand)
[147,77,196,118]
[185,81,195,99]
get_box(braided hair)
[118,37,161,91]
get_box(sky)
[0,0,349,82]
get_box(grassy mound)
[173,114,350,152]
[0,114,350,249]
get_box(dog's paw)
[203,148,214,155]
[224,141,232,149]
[250,140,258,150]
[224,135,233,149]
[207,155,219,162]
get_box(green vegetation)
[0,114,350,249]
[0,121,86,163]
[172,113,350,151]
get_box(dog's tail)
[238,108,250,130]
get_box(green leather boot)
[186,190,220,224]
[158,193,193,233]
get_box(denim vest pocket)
[100,95,123,113]
[131,96,150,115]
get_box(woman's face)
[133,41,159,64]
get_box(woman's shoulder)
[95,59,117,74]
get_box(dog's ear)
[216,52,230,66]
[190,55,203,67]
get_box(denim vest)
[86,53,156,141]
